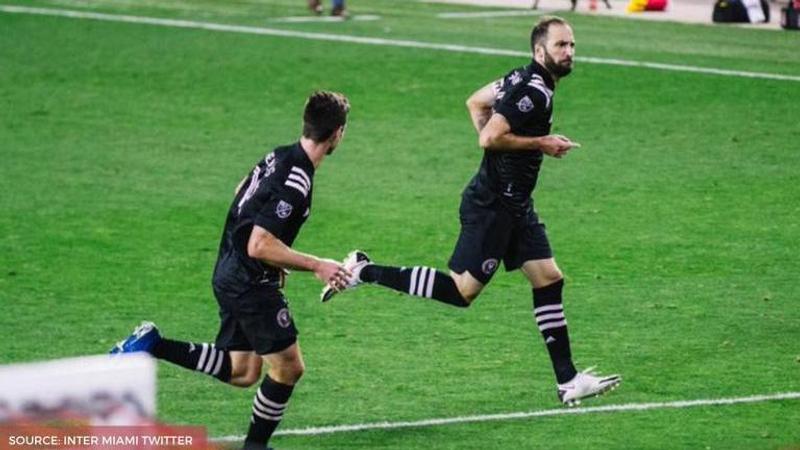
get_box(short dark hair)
[302,91,350,142]
[530,16,569,53]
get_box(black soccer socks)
[532,279,578,384]
[244,376,294,449]
[151,339,232,383]
[361,265,470,307]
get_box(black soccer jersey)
[212,142,314,296]
[463,61,556,213]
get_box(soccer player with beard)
[324,17,621,406]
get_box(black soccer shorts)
[448,196,553,285]
[213,285,298,355]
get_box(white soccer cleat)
[557,367,621,407]
[320,250,371,302]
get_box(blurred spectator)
[532,0,611,10]
[308,0,348,17]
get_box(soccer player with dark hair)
[111,91,352,449]
[324,17,620,406]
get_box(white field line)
[271,14,381,23]
[438,9,544,18]
[210,391,800,441]
[2,5,800,82]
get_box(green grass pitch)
[1,0,799,448]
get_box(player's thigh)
[507,210,560,287]
[521,258,563,288]
[262,342,305,385]
[448,199,513,287]
[235,287,299,356]
[214,291,256,352]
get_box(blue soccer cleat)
[109,321,161,354]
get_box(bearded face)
[544,48,572,78]
[537,23,575,80]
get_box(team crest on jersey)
[276,200,293,219]
[482,258,499,275]
[517,96,534,113]
[276,308,292,328]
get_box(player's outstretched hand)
[539,134,581,159]
[313,258,351,291]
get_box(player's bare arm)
[247,225,350,289]
[479,113,579,157]
[466,79,501,133]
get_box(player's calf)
[229,353,263,387]
[321,251,478,308]
[245,345,304,449]
[322,250,472,307]
[449,270,484,305]
[363,263,473,307]
[153,338,232,383]
[531,279,578,384]
[245,375,294,450]
[110,322,232,383]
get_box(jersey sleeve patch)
[275,200,293,219]
[254,194,301,238]
[494,82,548,130]
[516,95,534,113]
[284,166,311,197]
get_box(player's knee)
[447,275,483,307]
[269,359,305,385]
[459,289,478,306]
[531,267,563,288]
[291,359,306,381]
[546,268,564,285]
[229,363,261,387]
[454,282,481,307]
